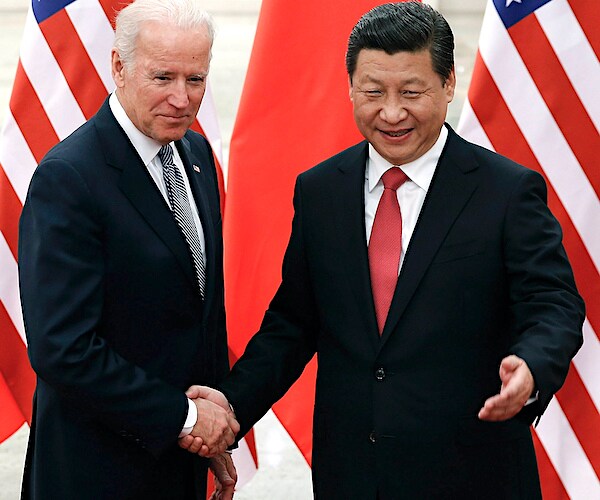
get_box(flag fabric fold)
[458,0,600,498]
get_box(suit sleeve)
[503,168,584,415]
[219,176,319,436]
[19,158,187,458]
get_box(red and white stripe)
[0,0,252,488]
[458,0,600,498]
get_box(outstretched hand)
[478,355,535,421]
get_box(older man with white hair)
[18,0,238,498]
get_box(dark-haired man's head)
[346,2,454,84]
[347,2,456,166]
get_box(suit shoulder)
[184,130,212,154]
[450,129,542,183]
[298,141,367,183]
[29,120,106,192]
[42,120,99,165]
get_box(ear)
[445,66,456,103]
[111,49,125,88]
[348,76,354,102]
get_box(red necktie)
[369,167,408,334]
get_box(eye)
[188,76,206,84]
[402,90,421,97]
[363,89,383,97]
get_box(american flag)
[457,0,600,497]
[0,0,256,488]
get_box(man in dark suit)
[181,2,585,498]
[18,0,238,498]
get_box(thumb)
[186,385,215,399]
[499,355,521,383]
[185,385,201,398]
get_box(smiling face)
[350,48,455,166]
[112,20,211,145]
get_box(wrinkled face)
[112,20,211,144]
[350,48,455,166]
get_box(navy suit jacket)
[219,125,584,499]
[19,98,228,499]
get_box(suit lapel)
[333,142,381,352]
[93,100,197,289]
[379,127,480,347]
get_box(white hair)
[113,0,215,69]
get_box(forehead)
[134,20,212,64]
[353,48,435,80]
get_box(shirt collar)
[109,93,164,166]
[367,125,449,193]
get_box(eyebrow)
[151,70,208,78]
[361,74,426,86]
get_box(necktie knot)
[382,167,408,191]
[158,144,174,166]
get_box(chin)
[160,131,187,143]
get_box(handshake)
[178,386,239,499]
[178,385,239,457]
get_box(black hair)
[346,2,454,84]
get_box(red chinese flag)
[224,0,415,464]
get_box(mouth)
[161,115,189,122]
[380,128,412,138]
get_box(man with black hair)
[182,3,584,498]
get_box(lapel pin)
[193,164,201,173]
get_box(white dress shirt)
[365,126,448,272]
[108,93,206,265]
[109,93,200,435]
[364,126,538,406]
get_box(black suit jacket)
[18,98,228,499]
[220,126,584,499]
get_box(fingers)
[219,481,235,500]
[178,435,209,455]
[209,453,237,500]
[478,393,518,421]
[225,453,238,484]
[178,434,194,450]
[229,414,240,435]
[478,355,535,422]
[186,385,231,413]
[189,398,239,457]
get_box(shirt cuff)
[525,390,539,406]
[178,398,198,438]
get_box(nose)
[168,80,190,108]
[379,95,407,124]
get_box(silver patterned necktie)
[158,144,206,298]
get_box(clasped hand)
[179,385,238,457]
[179,387,239,498]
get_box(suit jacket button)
[375,367,385,381]
[369,431,377,443]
